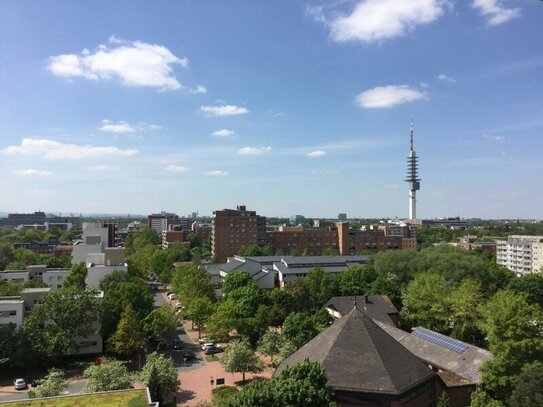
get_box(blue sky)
[1,0,542,219]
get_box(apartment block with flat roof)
[212,205,267,261]
[496,235,543,276]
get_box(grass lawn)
[0,389,149,407]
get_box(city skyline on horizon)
[1,1,542,219]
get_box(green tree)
[21,287,100,362]
[509,363,543,407]
[303,267,338,309]
[147,364,163,405]
[83,358,133,392]
[282,311,321,348]
[469,390,504,407]
[508,273,543,307]
[448,279,484,343]
[268,289,295,327]
[323,247,339,256]
[222,271,254,298]
[108,304,147,356]
[220,338,264,384]
[184,296,215,338]
[0,242,15,270]
[336,265,376,296]
[284,278,312,312]
[206,299,238,341]
[400,273,450,332]
[478,290,543,400]
[0,323,26,368]
[140,352,180,402]
[238,244,265,257]
[64,262,87,290]
[272,360,334,407]
[257,331,284,366]
[28,368,68,398]
[229,379,275,407]
[437,392,451,407]
[143,306,178,348]
[186,233,200,249]
[171,264,215,307]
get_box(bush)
[212,386,239,407]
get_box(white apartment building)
[496,235,543,276]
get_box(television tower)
[405,120,421,221]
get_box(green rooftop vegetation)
[0,389,149,407]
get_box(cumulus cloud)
[147,124,163,130]
[205,170,228,176]
[165,164,190,173]
[356,85,425,108]
[12,169,53,176]
[200,105,249,116]
[98,120,136,133]
[309,0,449,44]
[2,138,138,160]
[189,85,207,94]
[307,150,326,158]
[438,74,456,83]
[212,129,236,137]
[472,0,521,26]
[237,146,272,155]
[47,37,188,90]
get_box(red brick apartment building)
[212,205,267,261]
[212,206,417,261]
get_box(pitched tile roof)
[275,306,435,395]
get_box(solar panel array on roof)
[412,328,469,354]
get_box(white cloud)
[472,0,521,26]
[2,138,138,160]
[85,165,115,171]
[205,170,228,177]
[237,146,272,155]
[483,134,505,141]
[98,120,136,133]
[47,37,188,90]
[438,74,456,83]
[189,85,207,94]
[200,105,249,116]
[307,150,326,158]
[147,124,163,130]
[165,164,190,173]
[310,0,449,44]
[211,129,236,138]
[356,85,425,108]
[12,169,53,176]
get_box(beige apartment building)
[496,235,543,276]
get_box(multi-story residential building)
[496,235,543,276]
[458,235,496,255]
[162,230,190,249]
[212,205,267,261]
[267,223,339,256]
[192,222,212,243]
[338,213,347,222]
[337,223,405,255]
[147,212,179,234]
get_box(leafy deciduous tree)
[108,304,147,356]
[220,338,264,384]
[83,358,133,392]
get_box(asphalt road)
[153,290,166,308]
[170,326,206,372]
[0,379,88,403]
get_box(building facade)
[212,205,267,261]
[496,235,543,276]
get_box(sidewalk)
[176,321,274,406]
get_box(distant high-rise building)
[147,212,179,234]
[212,205,266,261]
[338,213,347,222]
[0,211,46,228]
[405,121,421,221]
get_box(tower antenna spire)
[405,120,421,221]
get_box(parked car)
[198,336,209,344]
[28,378,37,387]
[172,339,183,350]
[205,345,223,355]
[175,303,184,310]
[168,293,177,300]
[201,342,216,351]
[181,351,195,361]
[14,378,26,390]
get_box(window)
[9,311,16,316]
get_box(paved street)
[170,326,206,372]
[0,379,88,403]
[153,289,166,308]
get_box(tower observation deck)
[405,121,421,221]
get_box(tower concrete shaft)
[405,122,421,221]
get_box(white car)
[168,293,177,300]
[14,378,26,390]
[201,342,216,351]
